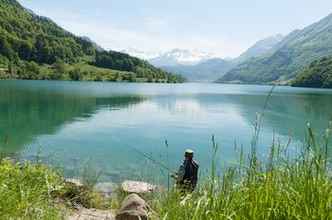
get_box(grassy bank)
[0,159,111,219]
[0,160,63,219]
[0,124,331,219]
[152,125,332,220]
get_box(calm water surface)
[0,80,332,183]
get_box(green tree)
[0,37,14,59]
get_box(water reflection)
[0,82,145,153]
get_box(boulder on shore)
[121,181,157,194]
[65,178,84,187]
[115,194,150,220]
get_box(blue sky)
[19,0,332,57]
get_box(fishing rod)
[130,146,175,174]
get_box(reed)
[151,123,332,220]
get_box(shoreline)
[0,127,331,219]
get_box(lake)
[0,80,331,184]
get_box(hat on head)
[185,149,194,156]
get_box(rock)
[94,182,118,198]
[115,194,150,220]
[68,208,115,220]
[65,178,84,187]
[121,181,157,194]
[2,157,15,163]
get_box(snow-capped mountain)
[121,48,161,60]
[149,49,217,67]
[121,48,217,66]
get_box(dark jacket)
[177,159,199,190]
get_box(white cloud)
[71,21,246,58]
[26,7,247,58]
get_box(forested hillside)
[218,13,332,84]
[292,56,332,88]
[0,0,184,82]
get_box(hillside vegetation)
[218,14,332,84]
[0,0,184,83]
[292,56,332,88]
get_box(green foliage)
[0,160,63,219]
[218,14,332,84]
[0,159,109,219]
[94,50,185,83]
[0,1,85,64]
[292,56,332,88]
[0,0,184,83]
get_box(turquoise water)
[0,80,331,183]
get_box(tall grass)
[0,160,63,219]
[152,123,332,220]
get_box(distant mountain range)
[123,48,217,66]
[218,13,332,85]
[124,12,332,87]
[121,48,161,61]
[127,35,284,82]
[122,35,285,82]
[149,49,217,66]
[162,58,234,82]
